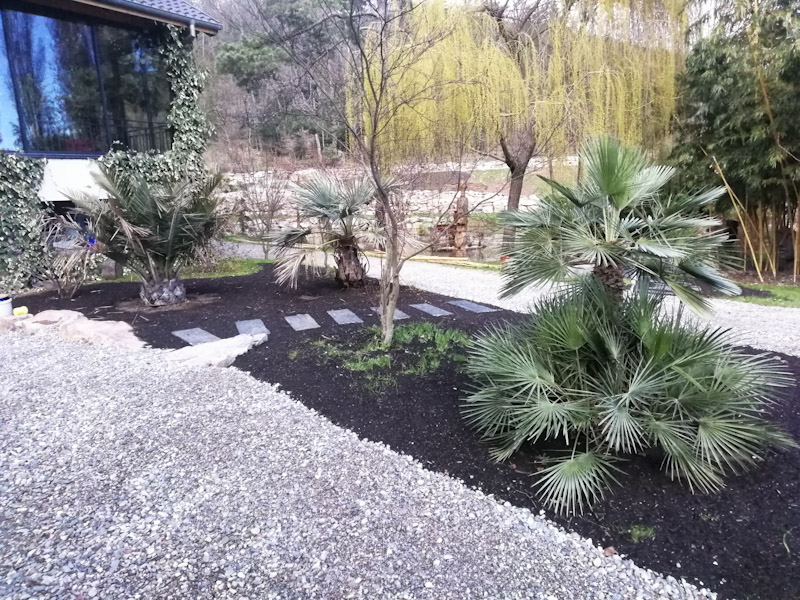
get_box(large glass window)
[0,15,21,150]
[0,6,171,156]
[98,26,171,153]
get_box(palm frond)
[535,452,623,515]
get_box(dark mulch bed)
[22,265,800,600]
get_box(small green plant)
[288,349,299,360]
[699,512,718,522]
[307,323,469,391]
[629,525,656,543]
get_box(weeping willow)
[350,1,528,165]
[350,0,687,167]
[565,0,686,152]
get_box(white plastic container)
[0,297,12,317]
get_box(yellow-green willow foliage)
[564,0,686,152]
[350,0,528,165]
[351,0,686,166]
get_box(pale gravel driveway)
[0,333,714,600]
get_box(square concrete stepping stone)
[284,313,320,331]
[447,299,498,313]
[236,319,270,336]
[328,309,363,325]
[409,303,452,317]
[371,307,409,320]
[172,327,220,346]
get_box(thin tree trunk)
[453,186,469,258]
[794,202,800,282]
[502,165,527,247]
[380,236,401,347]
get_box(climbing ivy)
[100,25,212,182]
[0,153,46,295]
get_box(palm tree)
[69,164,221,306]
[463,137,796,515]
[501,136,740,312]
[271,175,380,288]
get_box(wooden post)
[454,185,469,258]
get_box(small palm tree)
[464,137,796,515]
[501,136,740,311]
[69,165,221,306]
[271,175,380,288]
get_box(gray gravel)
[0,333,715,599]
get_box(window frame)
[0,3,172,159]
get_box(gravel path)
[0,333,713,600]
[222,240,800,357]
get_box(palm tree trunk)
[593,263,626,302]
[335,240,366,288]
[140,277,186,306]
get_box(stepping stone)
[328,308,364,325]
[371,307,409,320]
[284,313,320,331]
[172,327,220,346]
[447,300,498,313]
[409,303,452,317]
[236,319,270,336]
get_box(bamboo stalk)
[711,156,764,282]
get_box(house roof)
[63,0,222,34]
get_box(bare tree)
[230,143,288,259]
[226,0,495,345]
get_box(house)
[0,0,221,200]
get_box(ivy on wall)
[0,153,46,295]
[0,24,211,295]
[100,24,212,182]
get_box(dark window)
[0,15,21,149]
[97,26,171,153]
[0,7,171,156]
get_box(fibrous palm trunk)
[140,277,186,306]
[335,240,366,288]
[593,262,626,303]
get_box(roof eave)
[68,0,222,34]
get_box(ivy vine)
[0,153,46,295]
[100,24,212,182]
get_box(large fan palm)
[69,165,221,305]
[501,136,740,312]
[465,281,794,515]
[271,175,381,288]
[464,137,795,516]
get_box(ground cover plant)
[299,322,469,392]
[464,137,797,515]
[69,165,222,306]
[21,264,800,599]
